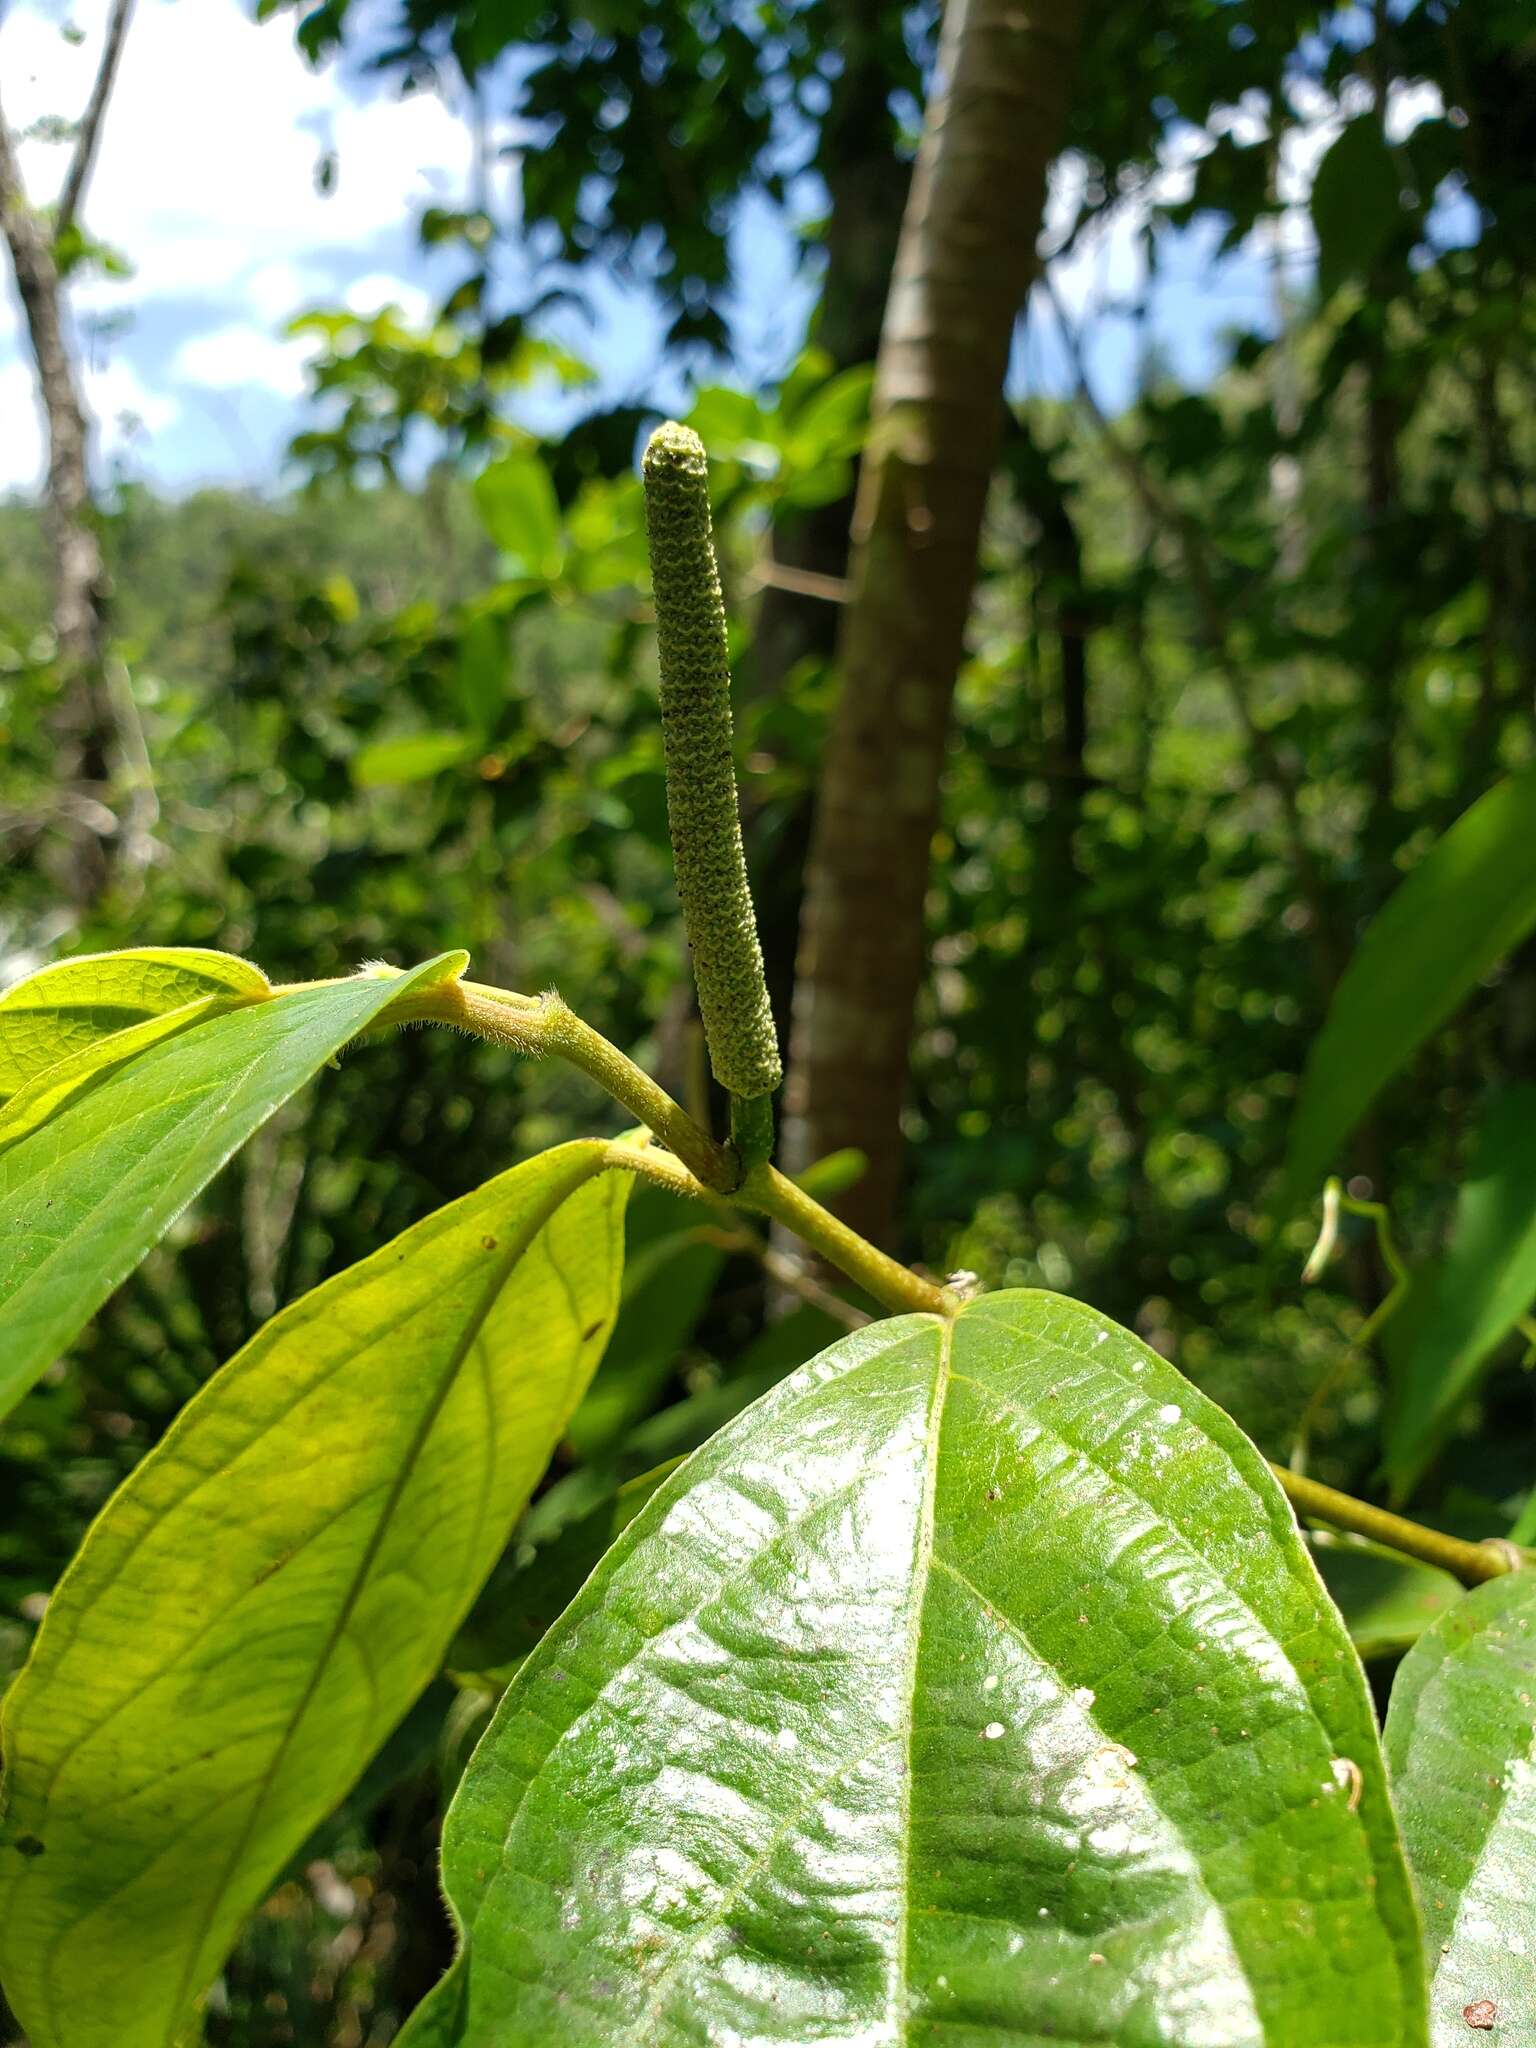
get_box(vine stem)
[404,978,953,1319]
[373,970,1526,1585]
[1270,1466,1516,1585]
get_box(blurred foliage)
[4,0,1536,2037]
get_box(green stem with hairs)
[409,975,946,1318]
[403,970,1528,1576]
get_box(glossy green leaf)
[405,1290,1426,2047]
[0,947,268,1101]
[1385,1569,1536,2044]
[1313,1538,1463,1661]
[0,1139,630,2048]
[1281,764,1536,1216]
[473,450,563,577]
[0,953,463,1416]
[351,730,480,787]
[1385,1088,1536,1498]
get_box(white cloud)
[8,0,470,282]
[0,354,176,491]
[0,0,471,481]
[244,259,335,326]
[342,273,433,324]
[173,323,321,399]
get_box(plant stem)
[396,971,1521,1581]
[408,976,948,1317]
[448,981,733,1190]
[1271,1465,1517,1585]
[597,1141,950,1318]
[739,1164,952,1318]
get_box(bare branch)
[56,0,135,240]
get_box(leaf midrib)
[154,1151,606,2043]
[894,1310,952,2042]
[22,1149,606,2048]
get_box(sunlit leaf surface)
[0,954,461,1415]
[0,946,269,1100]
[405,1290,1425,2047]
[1386,1570,1536,2046]
[0,1140,630,2048]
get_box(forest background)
[2,0,1534,2038]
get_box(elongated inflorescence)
[642,421,782,1104]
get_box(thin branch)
[1271,1465,1517,1586]
[284,967,1532,1580]
[696,1220,871,1331]
[746,555,850,605]
[1039,274,1343,988]
[56,0,136,241]
[378,973,957,1317]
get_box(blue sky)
[0,0,1447,497]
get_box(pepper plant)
[2,426,1536,2048]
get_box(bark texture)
[781,0,1084,1247]
[0,118,108,689]
[0,0,134,898]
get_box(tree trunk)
[780,0,1084,1248]
[746,0,912,1060]
[0,3,133,901]
[0,125,110,691]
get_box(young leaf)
[1385,1086,1536,1499]
[404,1290,1426,2047]
[0,953,464,1416]
[351,730,480,787]
[1280,764,1536,1216]
[0,947,269,1100]
[0,1140,630,2048]
[1385,1570,1536,2045]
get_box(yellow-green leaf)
[0,954,462,1416]
[0,997,244,1157]
[0,1140,630,2048]
[0,948,269,1101]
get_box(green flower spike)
[642,422,781,1165]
